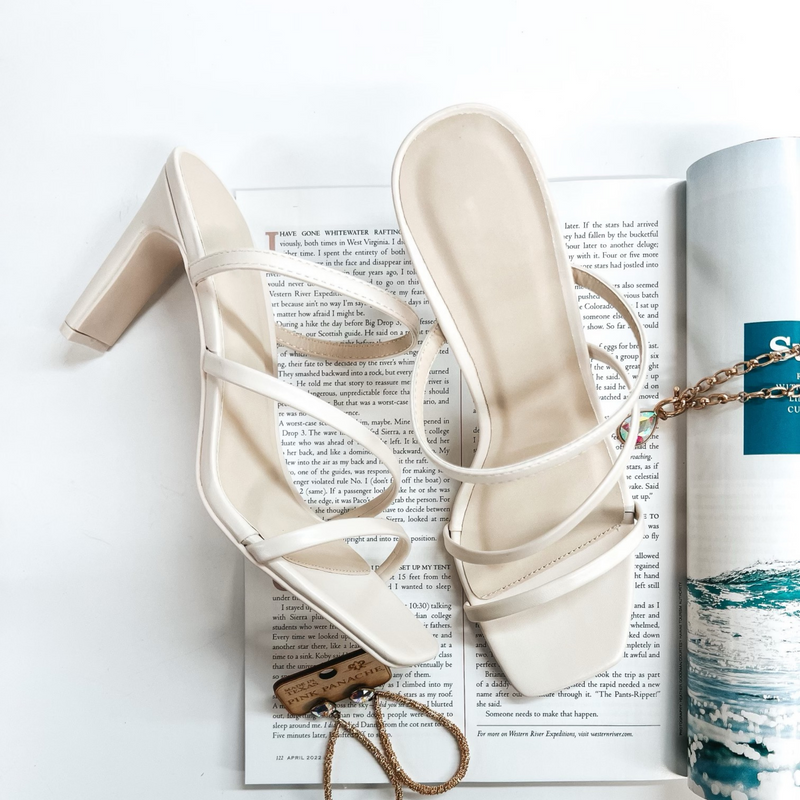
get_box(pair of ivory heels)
[62,105,647,697]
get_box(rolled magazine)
[686,138,800,799]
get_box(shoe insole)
[397,112,625,599]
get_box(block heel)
[61,168,184,352]
[61,148,437,668]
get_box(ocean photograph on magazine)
[687,561,800,799]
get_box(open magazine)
[236,177,687,785]
[234,139,800,791]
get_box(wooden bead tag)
[273,649,392,716]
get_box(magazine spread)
[685,139,800,800]
[235,178,686,785]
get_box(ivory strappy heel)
[62,149,437,668]
[393,105,648,694]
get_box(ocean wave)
[688,561,800,799]
[688,561,800,611]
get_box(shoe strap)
[189,249,420,361]
[203,351,401,520]
[410,266,648,485]
[442,342,640,565]
[244,517,410,581]
[463,504,644,622]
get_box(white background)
[3,2,800,798]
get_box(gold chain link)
[321,690,470,799]
[371,690,470,795]
[653,343,800,421]
[323,712,404,800]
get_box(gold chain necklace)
[321,689,470,799]
[617,343,800,446]
[274,649,470,798]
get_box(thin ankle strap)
[203,351,401,521]
[411,266,648,486]
[463,506,644,622]
[244,518,410,581]
[189,249,420,361]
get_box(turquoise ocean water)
[688,562,800,799]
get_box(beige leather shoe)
[393,105,648,694]
[62,149,438,669]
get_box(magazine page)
[685,139,800,800]
[236,177,685,785]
